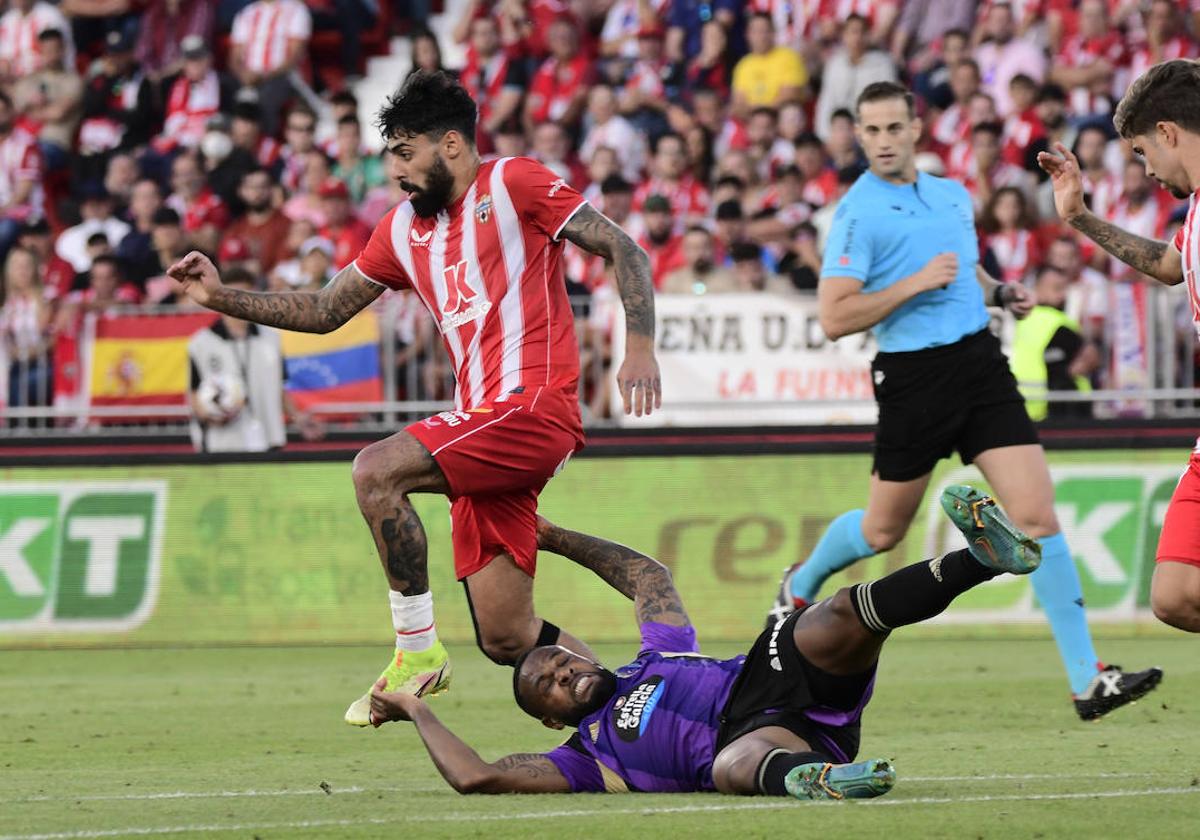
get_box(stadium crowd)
[1,0,1198,426]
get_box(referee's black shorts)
[870,327,1038,482]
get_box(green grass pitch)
[2,634,1198,839]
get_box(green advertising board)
[0,450,1186,647]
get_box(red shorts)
[1155,453,1200,569]
[407,389,583,580]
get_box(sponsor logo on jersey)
[439,259,492,331]
[613,675,665,741]
[767,619,785,671]
[475,194,493,224]
[410,228,433,247]
[548,178,567,198]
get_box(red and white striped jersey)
[159,71,221,152]
[1108,191,1174,282]
[353,157,586,409]
[1173,190,1200,338]
[1083,170,1121,221]
[632,175,710,230]
[1056,32,1127,116]
[231,0,311,75]
[0,127,43,221]
[983,229,1040,285]
[1127,37,1199,90]
[0,2,73,78]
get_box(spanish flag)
[89,311,218,412]
[280,310,383,411]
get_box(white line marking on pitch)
[1,787,1197,839]
[0,771,1173,805]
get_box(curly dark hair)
[375,70,477,145]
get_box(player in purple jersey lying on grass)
[368,485,1042,800]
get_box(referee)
[769,82,1161,721]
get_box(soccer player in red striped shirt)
[168,71,661,721]
[1040,59,1200,633]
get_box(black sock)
[848,549,998,634]
[758,748,834,795]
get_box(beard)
[562,666,618,726]
[403,154,456,218]
[1163,180,1190,200]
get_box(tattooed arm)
[561,204,662,416]
[1037,142,1183,286]
[536,517,690,627]
[368,683,570,794]
[167,251,385,333]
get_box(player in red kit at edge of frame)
[167,71,662,724]
[1039,59,1200,633]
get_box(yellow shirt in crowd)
[732,47,808,107]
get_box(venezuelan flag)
[280,310,383,412]
[89,312,217,414]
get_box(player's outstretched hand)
[1036,142,1086,223]
[1001,283,1035,319]
[617,343,662,418]
[368,677,421,727]
[167,251,222,307]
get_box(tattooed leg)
[351,431,450,594]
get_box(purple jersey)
[544,622,746,793]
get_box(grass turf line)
[2,637,1197,839]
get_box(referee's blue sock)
[1030,531,1100,695]
[789,509,874,603]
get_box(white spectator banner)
[610,293,880,426]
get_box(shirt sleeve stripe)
[552,199,589,242]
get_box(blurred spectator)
[525,16,594,134]
[634,132,709,229]
[1073,124,1120,220]
[825,109,864,172]
[682,123,715,185]
[154,36,230,156]
[294,235,335,290]
[1002,73,1044,168]
[974,1,1046,117]
[601,0,667,60]
[76,31,154,183]
[793,133,837,207]
[0,0,74,87]
[775,221,822,291]
[744,107,793,182]
[230,0,312,136]
[914,27,969,108]
[57,254,140,330]
[115,177,164,288]
[135,0,215,83]
[1106,160,1174,284]
[12,29,82,172]
[407,28,447,80]
[731,13,807,120]
[636,193,684,289]
[143,207,189,301]
[580,85,646,184]
[980,185,1040,285]
[620,24,671,131]
[332,116,385,203]
[318,178,369,270]
[56,184,129,273]
[667,0,741,63]
[713,199,746,263]
[1049,0,1126,118]
[815,15,897,139]
[1045,235,1107,342]
[1012,265,1098,421]
[811,165,864,252]
[679,20,732,102]
[231,101,283,172]
[200,114,258,212]
[1,245,52,410]
[931,58,981,150]
[104,152,139,214]
[731,241,792,294]
[17,218,73,301]
[188,266,289,452]
[582,145,619,206]
[309,0,376,81]
[166,150,229,253]
[279,105,318,193]
[661,225,736,294]
[962,121,1035,211]
[0,91,44,260]
[1129,0,1198,82]
[890,0,978,71]
[266,218,317,289]
[461,15,525,153]
[530,122,587,187]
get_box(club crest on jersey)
[475,194,493,223]
[439,258,492,330]
[410,228,433,247]
[612,675,664,742]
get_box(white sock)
[390,590,438,653]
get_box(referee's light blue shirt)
[821,170,989,353]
